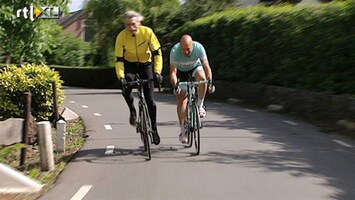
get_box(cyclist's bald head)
[180,35,193,56]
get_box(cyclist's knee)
[194,70,206,81]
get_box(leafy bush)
[45,32,90,67]
[0,64,65,121]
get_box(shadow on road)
[155,92,355,200]
[66,89,355,199]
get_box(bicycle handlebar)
[123,78,154,87]
[177,79,211,86]
[176,79,215,94]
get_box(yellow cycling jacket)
[115,26,163,78]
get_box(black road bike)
[123,76,154,160]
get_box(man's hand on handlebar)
[174,85,181,95]
[118,77,126,91]
[207,79,215,94]
[155,73,163,84]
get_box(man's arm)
[115,33,125,79]
[201,59,212,80]
[170,64,178,87]
[149,29,163,74]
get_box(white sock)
[198,99,204,109]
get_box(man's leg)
[123,75,136,125]
[177,92,188,143]
[177,92,188,126]
[194,69,207,117]
[142,65,160,145]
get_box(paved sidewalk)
[0,107,79,199]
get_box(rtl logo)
[16,6,61,21]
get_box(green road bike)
[177,79,213,155]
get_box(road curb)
[0,163,43,194]
[61,107,79,121]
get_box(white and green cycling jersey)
[170,41,208,72]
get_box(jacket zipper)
[134,36,140,63]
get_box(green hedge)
[0,64,65,121]
[173,1,355,94]
[51,66,118,89]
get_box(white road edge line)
[70,185,93,200]
[94,113,102,117]
[333,140,354,148]
[283,120,298,126]
[105,145,115,155]
[104,125,112,130]
[81,105,88,108]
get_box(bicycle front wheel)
[140,104,151,160]
[192,103,201,155]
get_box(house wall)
[63,17,86,40]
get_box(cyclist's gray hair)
[124,10,144,22]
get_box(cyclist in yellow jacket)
[115,10,163,145]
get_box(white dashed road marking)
[244,109,257,113]
[333,140,354,148]
[81,105,88,108]
[104,125,112,130]
[105,145,115,155]
[283,120,298,126]
[69,101,76,104]
[70,185,92,200]
[94,113,102,116]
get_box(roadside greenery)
[173,1,355,94]
[84,0,241,67]
[45,32,91,67]
[0,0,69,64]
[0,64,65,121]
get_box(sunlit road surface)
[39,87,355,200]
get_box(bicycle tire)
[187,104,193,148]
[193,103,201,155]
[140,104,151,160]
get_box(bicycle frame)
[123,76,154,160]
[177,79,210,155]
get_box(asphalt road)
[38,87,355,200]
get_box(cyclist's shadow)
[70,147,156,163]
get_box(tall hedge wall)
[51,66,118,89]
[173,1,355,94]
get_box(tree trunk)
[5,54,11,64]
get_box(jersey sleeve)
[148,29,163,74]
[169,45,178,65]
[198,42,208,61]
[115,32,125,78]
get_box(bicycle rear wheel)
[192,104,200,155]
[140,105,151,160]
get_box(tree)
[0,0,69,64]
[181,0,240,21]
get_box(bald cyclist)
[169,35,213,144]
